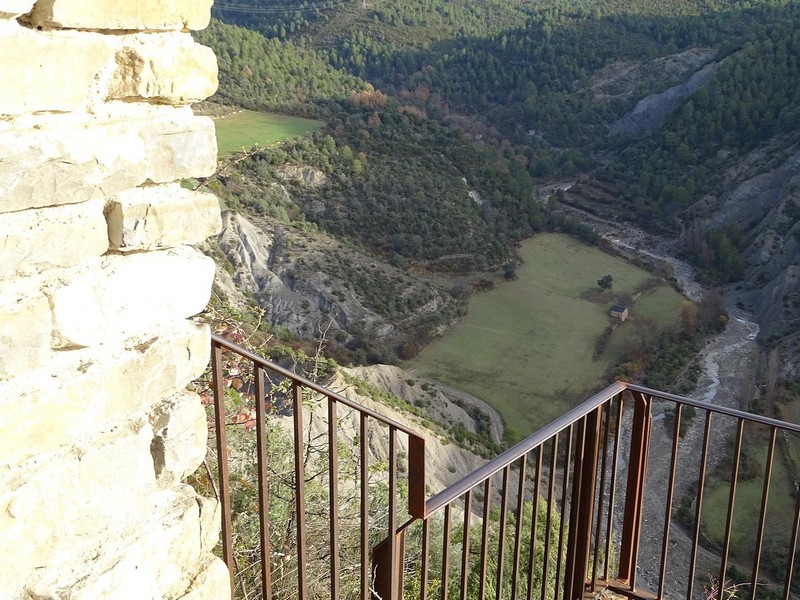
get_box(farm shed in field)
[610,304,629,321]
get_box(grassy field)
[215,110,323,156]
[409,234,684,435]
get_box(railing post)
[372,530,406,600]
[617,391,652,590]
[565,406,603,600]
[211,340,236,600]
[408,434,426,519]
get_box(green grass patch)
[632,286,686,324]
[409,234,683,435]
[215,110,323,156]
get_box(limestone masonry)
[0,0,229,597]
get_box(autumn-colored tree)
[681,300,698,338]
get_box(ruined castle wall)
[0,1,229,597]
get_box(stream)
[602,220,762,598]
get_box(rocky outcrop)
[610,60,720,137]
[209,210,454,346]
[274,164,328,189]
[684,146,800,379]
[330,366,494,493]
[1,2,228,598]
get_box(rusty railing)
[202,333,425,600]
[202,334,800,600]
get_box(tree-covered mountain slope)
[195,0,800,384]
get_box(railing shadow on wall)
[195,334,800,600]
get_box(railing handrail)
[426,380,800,516]
[624,381,800,433]
[211,333,424,438]
[425,381,628,515]
[208,331,800,600]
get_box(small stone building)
[610,304,629,321]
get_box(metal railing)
[200,333,425,600]
[201,334,800,600]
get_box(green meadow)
[409,234,684,435]
[214,110,323,156]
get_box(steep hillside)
[686,143,800,379]
[204,210,464,363]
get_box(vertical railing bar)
[211,341,235,600]
[292,381,308,600]
[361,414,370,600]
[511,455,528,600]
[567,409,601,600]
[592,403,612,590]
[441,504,452,600]
[527,446,543,600]
[408,434,427,519]
[254,364,272,600]
[657,403,682,599]
[421,518,430,600]
[496,465,511,600]
[460,491,473,600]
[328,399,340,600]
[619,392,651,591]
[782,453,800,600]
[604,396,624,582]
[751,426,778,598]
[633,394,654,593]
[388,426,398,600]
[718,417,744,595]
[555,425,574,600]
[479,478,493,600]
[686,410,713,600]
[564,416,586,600]
[542,433,560,600]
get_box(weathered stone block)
[0,26,217,115]
[197,496,221,555]
[176,556,232,600]
[28,0,213,31]
[0,112,217,213]
[0,0,34,18]
[109,33,218,104]
[0,199,107,278]
[149,390,208,484]
[47,246,215,348]
[0,23,116,115]
[106,184,222,252]
[3,445,220,598]
[0,320,210,466]
[62,485,205,599]
[0,423,157,595]
[0,287,51,379]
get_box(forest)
[197,0,800,282]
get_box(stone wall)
[0,1,229,597]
